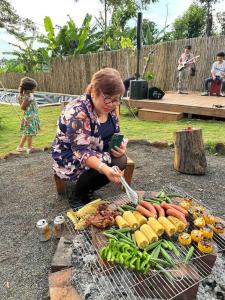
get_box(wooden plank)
[138,109,184,121]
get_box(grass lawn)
[0,104,225,156]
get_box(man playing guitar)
[177,45,196,94]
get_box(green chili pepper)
[140,254,151,271]
[106,249,112,261]
[124,254,132,268]
[143,263,151,274]
[119,253,126,265]
[167,241,181,257]
[160,248,175,266]
[144,240,162,252]
[135,257,141,271]
[150,244,161,259]
[155,264,174,282]
[114,252,120,263]
[100,246,108,259]
[184,246,195,265]
[129,257,137,269]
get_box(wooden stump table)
[173,127,207,175]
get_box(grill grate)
[66,189,225,300]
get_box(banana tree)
[41,15,102,57]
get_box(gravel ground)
[0,141,225,300]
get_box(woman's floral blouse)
[51,94,120,181]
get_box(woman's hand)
[111,143,126,158]
[102,165,122,183]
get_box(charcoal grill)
[65,186,225,300]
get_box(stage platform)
[124,91,225,120]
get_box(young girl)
[16,77,40,154]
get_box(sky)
[0,0,222,59]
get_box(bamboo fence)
[0,36,225,94]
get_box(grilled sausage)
[136,205,155,218]
[153,204,165,217]
[166,208,187,225]
[139,200,157,217]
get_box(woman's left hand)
[111,143,126,158]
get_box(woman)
[51,68,127,206]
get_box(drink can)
[53,215,65,239]
[36,219,51,241]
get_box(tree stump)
[173,128,207,175]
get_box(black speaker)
[130,79,148,100]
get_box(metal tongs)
[112,166,139,205]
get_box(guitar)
[177,55,200,71]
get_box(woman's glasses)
[101,91,122,105]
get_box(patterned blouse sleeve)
[66,106,109,164]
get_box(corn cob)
[123,211,139,230]
[147,217,164,236]
[167,216,186,232]
[134,230,149,249]
[115,216,129,229]
[140,224,158,243]
[66,210,78,225]
[133,211,147,226]
[76,199,103,218]
[158,217,176,236]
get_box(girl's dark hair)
[185,45,192,50]
[217,52,225,58]
[18,77,37,95]
[86,68,125,96]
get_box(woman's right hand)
[102,165,122,183]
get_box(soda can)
[53,215,65,239]
[36,219,51,242]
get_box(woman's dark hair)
[216,52,225,58]
[86,68,125,96]
[185,45,192,50]
[18,77,37,95]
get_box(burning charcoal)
[216,292,225,300]
[205,279,217,290]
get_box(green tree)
[217,12,225,35]
[172,3,207,39]
[198,0,220,36]
[3,34,49,73]
[0,0,36,35]
[99,0,158,49]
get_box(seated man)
[202,52,225,97]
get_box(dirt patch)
[0,142,225,299]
